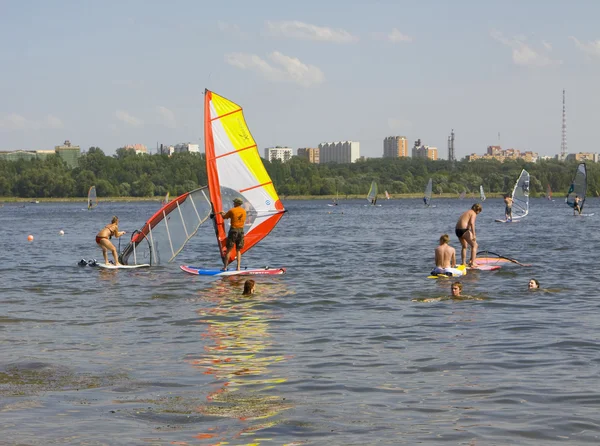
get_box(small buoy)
[59,230,65,236]
[27,235,34,242]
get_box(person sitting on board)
[218,197,247,271]
[431,234,464,277]
[242,279,256,296]
[503,194,513,221]
[451,281,462,297]
[455,203,482,267]
[573,195,582,215]
[96,216,126,266]
[528,279,540,290]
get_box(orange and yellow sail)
[204,89,285,265]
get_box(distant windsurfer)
[88,199,93,210]
[96,216,126,265]
[372,197,377,206]
[455,203,482,266]
[218,197,247,271]
[431,234,464,276]
[503,194,513,221]
[423,197,428,206]
[573,195,582,215]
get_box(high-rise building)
[54,140,81,167]
[264,146,293,162]
[412,139,438,160]
[383,136,408,158]
[318,141,360,163]
[297,147,320,163]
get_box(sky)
[1,0,599,159]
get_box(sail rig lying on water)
[119,187,211,265]
[566,163,587,213]
[203,89,286,268]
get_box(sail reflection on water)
[186,280,293,440]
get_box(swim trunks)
[455,228,469,239]
[226,228,245,250]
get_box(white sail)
[480,185,486,201]
[566,163,587,211]
[511,169,530,220]
[424,178,432,206]
[367,181,378,204]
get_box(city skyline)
[1,1,599,159]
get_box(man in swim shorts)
[573,195,582,215]
[455,203,482,266]
[218,197,247,271]
[431,233,464,276]
[504,194,513,221]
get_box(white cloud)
[115,110,143,127]
[0,113,63,130]
[225,51,325,87]
[569,36,600,58]
[155,106,176,128]
[388,28,413,43]
[265,20,358,43]
[490,30,561,67]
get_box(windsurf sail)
[367,181,378,204]
[459,190,466,199]
[480,185,486,201]
[424,178,432,206]
[566,163,587,212]
[510,169,530,220]
[162,192,170,205]
[385,190,390,200]
[204,89,286,267]
[119,187,212,265]
[546,184,552,200]
[87,186,98,209]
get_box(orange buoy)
[27,235,34,242]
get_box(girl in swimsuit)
[96,216,126,265]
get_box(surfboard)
[575,213,595,217]
[97,263,150,269]
[180,265,286,276]
[427,264,467,279]
[467,264,501,271]
[494,219,521,223]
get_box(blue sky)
[1,0,599,159]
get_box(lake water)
[2,197,600,445]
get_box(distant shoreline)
[1,192,517,203]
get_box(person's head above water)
[242,279,256,296]
[451,281,462,297]
[528,279,540,290]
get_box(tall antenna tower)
[448,129,455,162]
[560,89,567,160]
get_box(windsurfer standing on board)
[96,216,126,265]
[504,194,513,221]
[455,203,482,267]
[573,195,582,215]
[218,197,247,271]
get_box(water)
[2,198,600,445]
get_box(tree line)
[0,146,597,199]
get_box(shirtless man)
[573,195,582,215]
[504,194,513,221]
[455,203,482,266]
[431,234,464,276]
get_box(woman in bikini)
[96,216,126,265]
